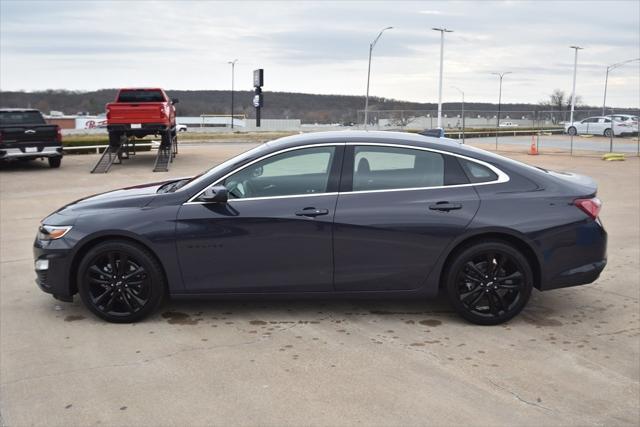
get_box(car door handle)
[429,202,462,212]
[295,208,329,217]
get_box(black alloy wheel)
[445,241,533,325]
[78,240,165,323]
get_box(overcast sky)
[1,0,639,107]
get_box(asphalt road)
[1,144,638,426]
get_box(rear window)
[0,111,46,125]
[117,90,165,103]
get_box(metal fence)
[355,109,640,156]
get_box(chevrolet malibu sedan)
[34,131,607,325]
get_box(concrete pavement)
[1,144,638,426]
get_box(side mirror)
[198,185,228,203]
[172,98,179,104]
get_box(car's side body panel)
[175,194,338,293]
[333,186,480,292]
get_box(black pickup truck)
[0,109,63,168]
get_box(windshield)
[177,144,268,192]
[117,89,165,103]
[0,111,46,125]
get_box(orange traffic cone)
[528,135,539,155]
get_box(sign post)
[253,69,264,127]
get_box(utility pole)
[569,46,583,126]
[228,59,238,129]
[364,26,393,128]
[452,86,465,143]
[433,27,453,129]
[491,72,512,149]
[602,58,639,115]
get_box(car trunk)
[107,103,165,123]
[0,125,58,144]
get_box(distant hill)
[0,89,631,124]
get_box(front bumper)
[33,239,74,302]
[0,146,63,159]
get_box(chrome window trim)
[184,141,509,205]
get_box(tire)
[108,131,123,147]
[77,240,166,323]
[604,128,613,138]
[444,241,533,325]
[48,157,62,168]
[567,126,577,136]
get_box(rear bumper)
[541,259,606,290]
[108,123,171,137]
[0,145,63,159]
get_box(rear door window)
[458,158,498,183]
[117,90,165,103]
[352,146,445,191]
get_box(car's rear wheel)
[445,241,533,325]
[567,126,577,136]
[77,240,165,323]
[48,157,61,168]
[604,128,613,138]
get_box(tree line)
[0,89,634,124]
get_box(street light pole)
[228,59,238,129]
[433,27,453,129]
[602,57,640,115]
[452,86,464,143]
[491,71,512,149]
[569,46,583,126]
[364,26,393,128]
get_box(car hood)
[52,178,183,217]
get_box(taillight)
[106,107,111,120]
[56,126,62,142]
[160,107,166,117]
[574,197,601,219]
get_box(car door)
[176,145,343,293]
[332,144,482,292]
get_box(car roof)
[265,130,459,149]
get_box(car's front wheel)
[567,126,577,136]
[77,240,165,323]
[445,241,533,325]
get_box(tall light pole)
[602,57,640,115]
[228,59,238,129]
[364,26,393,128]
[452,86,465,144]
[491,71,512,148]
[433,27,453,129]
[569,46,583,125]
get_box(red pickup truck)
[106,88,178,146]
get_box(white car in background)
[564,116,626,137]
[499,121,519,127]
[176,124,188,132]
[606,114,638,135]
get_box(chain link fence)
[355,109,639,156]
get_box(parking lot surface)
[1,143,639,426]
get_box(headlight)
[37,225,73,240]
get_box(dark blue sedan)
[34,131,607,324]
